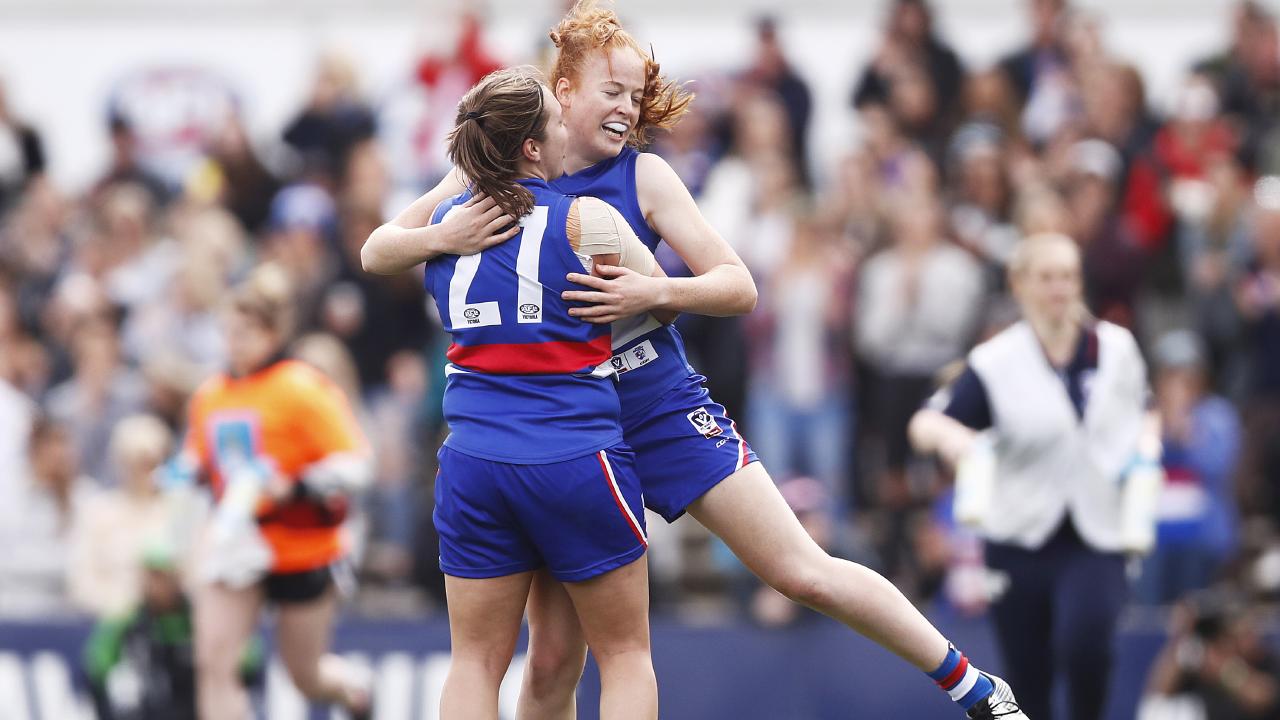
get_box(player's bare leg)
[687,462,950,671]
[561,557,657,720]
[441,571,536,720]
[275,587,370,713]
[194,581,263,720]
[517,570,586,720]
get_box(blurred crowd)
[4,0,1280,709]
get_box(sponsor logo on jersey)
[463,307,481,324]
[687,407,723,439]
[519,303,541,320]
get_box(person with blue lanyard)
[910,232,1162,720]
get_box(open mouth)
[602,122,628,141]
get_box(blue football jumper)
[551,148,758,522]
[425,178,646,582]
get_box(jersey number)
[445,205,548,328]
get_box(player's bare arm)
[360,167,518,275]
[559,153,756,323]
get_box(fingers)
[593,264,633,277]
[565,273,613,290]
[561,290,615,304]
[567,305,620,323]
[483,212,517,234]
[483,225,520,247]
[462,193,493,210]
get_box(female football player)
[364,4,1023,718]
[427,66,665,720]
[183,263,372,720]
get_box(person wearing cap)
[1135,331,1242,605]
[83,542,264,720]
[910,232,1161,720]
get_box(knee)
[524,640,587,697]
[194,636,239,683]
[772,562,837,612]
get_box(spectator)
[856,199,984,474]
[1063,138,1147,327]
[262,182,339,329]
[853,0,965,128]
[69,415,175,618]
[946,122,1019,279]
[0,417,95,618]
[44,313,148,485]
[323,174,433,394]
[282,51,376,185]
[83,543,264,720]
[746,209,855,502]
[1236,178,1280,524]
[0,80,45,211]
[1136,331,1243,605]
[206,112,280,234]
[740,16,813,187]
[1142,589,1280,719]
[0,305,35,502]
[93,115,170,206]
[856,198,984,578]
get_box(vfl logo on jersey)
[687,407,723,439]
[519,303,541,321]
[463,307,482,324]
[604,340,659,375]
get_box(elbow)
[906,409,937,453]
[737,269,759,314]
[360,225,393,275]
[359,231,381,274]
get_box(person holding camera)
[1141,589,1280,720]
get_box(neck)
[519,162,548,181]
[564,146,610,175]
[1029,314,1080,365]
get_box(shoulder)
[430,192,469,225]
[1096,321,1143,364]
[971,321,1031,366]
[634,152,685,195]
[272,360,336,394]
[189,373,229,408]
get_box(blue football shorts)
[622,374,759,523]
[434,444,647,582]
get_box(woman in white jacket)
[910,232,1160,720]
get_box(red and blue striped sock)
[927,643,995,711]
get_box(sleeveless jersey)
[551,147,695,417]
[183,359,365,572]
[425,178,622,464]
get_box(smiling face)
[556,47,646,169]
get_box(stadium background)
[1,0,1279,718]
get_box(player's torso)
[190,360,315,493]
[425,179,623,463]
[552,148,694,415]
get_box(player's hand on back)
[440,193,520,255]
[563,265,669,324]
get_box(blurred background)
[2,0,1280,717]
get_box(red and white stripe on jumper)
[728,419,750,470]
[597,451,647,546]
[937,654,981,703]
[446,335,612,374]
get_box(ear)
[522,136,541,165]
[554,76,573,109]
